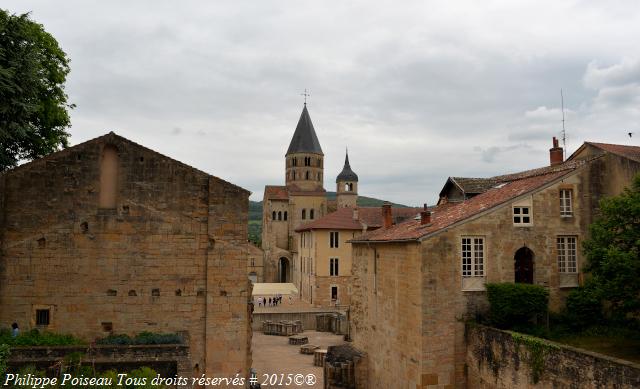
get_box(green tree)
[583,174,640,320]
[0,9,73,171]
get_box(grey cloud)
[4,0,640,205]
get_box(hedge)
[486,282,549,328]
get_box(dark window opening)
[101,322,113,332]
[284,211,288,221]
[302,209,306,220]
[175,289,182,296]
[36,309,50,326]
[331,286,338,301]
[272,211,276,220]
[310,209,315,219]
[278,211,282,220]
[152,288,160,297]
[107,289,117,296]
[128,290,137,296]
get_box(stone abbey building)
[0,132,252,379]
[348,139,640,388]
[261,104,362,285]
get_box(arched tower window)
[302,209,306,220]
[349,183,354,191]
[284,211,288,221]
[306,171,310,180]
[272,211,276,220]
[293,171,296,180]
[310,209,315,219]
[99,145,118,209]
[278,211,282,220]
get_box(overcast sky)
[4,1,639,205]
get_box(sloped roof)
[286,105,323,155]
[352,158,596,243]
[264,185,289,200]
[582,142,640,163]
[296,206,421,232]
[1,131,249,193]
[336,151,359,182]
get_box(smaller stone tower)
[336,150,358,208]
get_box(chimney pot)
[382,202,392,228]
[549,136,564,166]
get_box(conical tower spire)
[286,105,323,155]
[336,148,358,183]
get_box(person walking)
[11,322,19,337]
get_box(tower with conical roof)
[285,104,325,192]
[336,149,358,208]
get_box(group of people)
[256,294,289,307]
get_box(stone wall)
[466,324,640,388]
[0,133,251,379]
[7,344,191,380]
[349,242,423,389]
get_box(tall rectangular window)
[557,236,577,273]
[330,258,339,276]
[560,189,573,217]
[462,237,484,277]
[330,231,340,248]
[331,286,338,301]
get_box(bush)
[486,283,549,329]
[96,332,182,345]
[564,284,604,329]
[0,328,84,346]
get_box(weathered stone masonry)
[0,132,252,379]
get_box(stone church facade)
[348,140,640,388]
[0,132,252,379]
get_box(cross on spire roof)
[301,89,310,105]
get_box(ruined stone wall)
[0,133,251,379]
[350,242,422,389]
[466,324,640,389]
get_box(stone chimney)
[382,202,392,228]
[420,204,431,225]
[352,207,359,221]
[550,137,564,166]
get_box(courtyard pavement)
[251,330,346,389]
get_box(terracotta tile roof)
[296,206,422,232]
[352,161,590,242]
[451,177,498,194]
[585,142,640,163]
[264,185,289,200]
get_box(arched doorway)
[514,247,534,284]
[278,257,290,283]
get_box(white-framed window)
[331,286,338,301]
[513,206,532,225]
[557,236,577,273]
[462,237,485,277]
[330,231,339,248]
[560,189,573,217]
[330,258,339,276]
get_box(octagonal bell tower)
[336,149,358,208]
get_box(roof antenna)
[561,89,567,160]
[301,89,310,105]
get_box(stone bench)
[314,349,327,367]
[300,344,319,354]
[288,335,308,345]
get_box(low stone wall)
[7,344,191,381]
[466,324,640,388]
[252,309,345,332]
